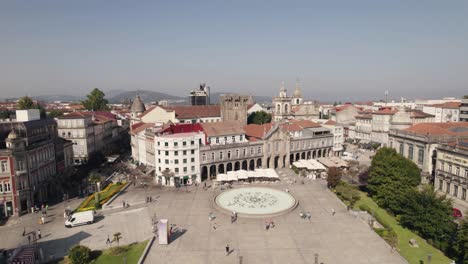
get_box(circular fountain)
[214,187,297,218]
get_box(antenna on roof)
[385,90,389,105]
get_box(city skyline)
[1,1,467,101]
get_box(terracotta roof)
[427,102,461,109]
[288,119,322,128]
[59,111,116,120]
[374,108,398,115]
[407,109,435,118]
[324,120,337,125]
[132,122,154,134]
[281,123,302,132]
[446,140,468,150]
[243,123,273,141]
[162,123,204,134]
[403,122,468,136]
[334,104,362,112]
[131,122,145,131]
[201,120,244,137]
[162,105,220,119]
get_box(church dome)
[293,88,302,98]
[131,95,146,113]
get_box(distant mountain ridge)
[108,90,185,104]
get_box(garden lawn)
[76,183,126,212]
[354,192,452,264]
[94,241,148,264]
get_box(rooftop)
[402,122,468,136]
[427,101,461,109]
[201,120,244,137]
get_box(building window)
[240,135,243,141]
[417,148,424,164]
[183,167,187,172]
[3,183,11,192]
[174,142,178,147]
[191,140,194,145]
[399,143,404,155]
[165,142,168,147]
[183,141,187,146]
[227,151,231,159]
[219,152,223,160]
[175,160,179,164]
[165,160,169,164]
[175,168,179,173]
[191,166,195,172]
[0,184,2,192]
[211,152,215,161]
[183,150,187,155]
[454,185,459,197]
[191,150,195,154]
[216,137,219,144]
[275,142,279,151]
[449,165,452,174]
[191,157,195,162]
[408,144,413,160]
[165,151,169,155]
[456,167,460,176]
[232,136,236,142]
[243,149,246,157]
[224,137,227,142]
[183,159,187,164]
[174,151,178,156]
[158,159,161,163]
[0,161,8,173]
[438,179,443,191]
[440,162,445,170]
[462,188,467,200]
[446,183,450,194]
[250,148,254,155]
[202,154,206,161]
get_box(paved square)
[0,170,407,264]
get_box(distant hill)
[33,94,84,102]
[209,92,271,104]
[108,90,185,104]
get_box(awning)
[183,176,189,180]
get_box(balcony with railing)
[436,169,467,186]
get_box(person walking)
[106,235,111,244]
[22,227,26,236]
[41,215,45,225]
[122,201,126,208]
[332,208,336,216]
[225,244,230,256]
[37,229,41,239]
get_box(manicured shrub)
[69,245,91,264]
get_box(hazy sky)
[1,0,467,101]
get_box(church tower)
[291,79,303,106]
[272,81,292,121]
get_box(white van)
[65,211,94,228]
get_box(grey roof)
[131,95,146,113]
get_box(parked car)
[452,208,463,218]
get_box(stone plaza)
[0,168,407,264]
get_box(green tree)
[81,88,109,111]
[47,109,64,118]
[68,245,91,264]
[463,95,468,99]
[453,217,468,264]
[247,111,272,125]
[327,167,342,189]
[399,185,456,250]
[17,96,46,118]
[367,147,421,214]
[18,96,35,109]
[88,172,102,191]
[0,109,12,119]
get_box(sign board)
[438,153,468,167]
[158,219,169,245]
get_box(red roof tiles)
[403,122,468,136]
[427,102,461,109]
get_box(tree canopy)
[367,147,421,214]
[17,96,46,118]
[247,111,272,125]
[327,167,342,189]
[81,88,109,111]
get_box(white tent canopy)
[215,169,280,182]
[293,159,327,171]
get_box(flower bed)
[75,182,126,212]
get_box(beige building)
[389,122,468,183]
[435,141,468,204]
[138,105,221,124]
[422,102,461,122]
[219,94,252,126]
[272,81,319,121]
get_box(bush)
[291,165,299,174]
[69,245,91,264]
[335,182,361,206]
